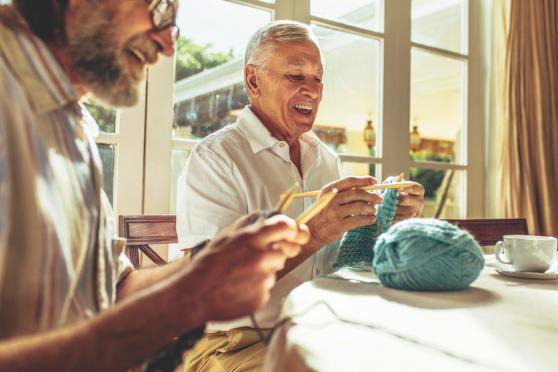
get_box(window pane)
[412,0,467,54]
[313,25,381,158]
[410,168,464,218]
[82,96,117,133]
[98,144,116,205]
[410,48,465,164]
[342,162,378,178]
[170,149,192,214]
[311,0,383,32]
[173,0,271,140]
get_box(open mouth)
[293,103,313,115]
[128,47,146,64]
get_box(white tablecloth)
[265,257,558,372]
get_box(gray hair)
[244,20,321,69]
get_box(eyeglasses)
[147,0,180,40]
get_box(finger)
[335,189,384,206]
[341,214,377,231]
[398,193,424,209]
[320,176,377,195]
[252,271,277,292]
[398,184,425,196]
[262,275,276,291]
[271,241,302,258]
[395,205,417,218]
[335,201,378,219]
[295,223,311,245]
[247,215,300,247]
[256,250,290,272]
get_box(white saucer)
[488,262,558,280]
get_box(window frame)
[98,0,485,220]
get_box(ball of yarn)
[373,218,484,291]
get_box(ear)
[244,64,260,98]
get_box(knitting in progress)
[334,179,399,270]
[373,218,485,291]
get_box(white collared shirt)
[176,106,344,330]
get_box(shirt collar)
[237,106,322,154]
[0,6,77,115]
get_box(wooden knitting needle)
[275,182,300,213]
[287,180,416,200]
[295,189,338,224]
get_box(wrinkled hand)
[188,214,309,322]
[306,176,384,248]
[393,180,425,223]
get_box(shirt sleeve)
[99,190,134,286]
[176,146,247,248]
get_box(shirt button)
[279,142,286,148]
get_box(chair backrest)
[443,218,528,246]
[119,215,177,268]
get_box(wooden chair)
[443,218,528,246]
[118,215,177,269]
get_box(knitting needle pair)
[274,182,338,224]
[277,173,412,214]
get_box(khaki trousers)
[182,327,270,372]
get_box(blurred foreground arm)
[0,216,308,372]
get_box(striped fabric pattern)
[0,6,132,339]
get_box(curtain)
[501,0,558,236]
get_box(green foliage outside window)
[81,96,117,204]
[175,37,234,81]
[409,151,453,199]
[82,96,116,133]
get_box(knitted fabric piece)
[373,218,485,291]
[333,179,400,270]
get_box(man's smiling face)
[66,0,176,107]
[248,39,324,142]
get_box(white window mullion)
[94,87,146,218]
[143,57,175,214]
[113,97,147,216]
[274,0,295,20]
[381,0,411,180]
[225,0,274,12]
[311,16,384,41]
[467,0,485,218]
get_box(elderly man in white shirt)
[177,20,424,372]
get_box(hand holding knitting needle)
[276,176,384,278]
[391,174,425,223]
[190,183,317,321]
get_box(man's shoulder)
[193,123,249,156]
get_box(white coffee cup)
[495,235,557,272]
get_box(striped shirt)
[0,6,133,339]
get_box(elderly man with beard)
[0,1,311,371]
[177,20,425,371]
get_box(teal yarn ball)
[372,218,485,291]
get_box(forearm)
[117,255,189,300]
[0,269,202,372]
